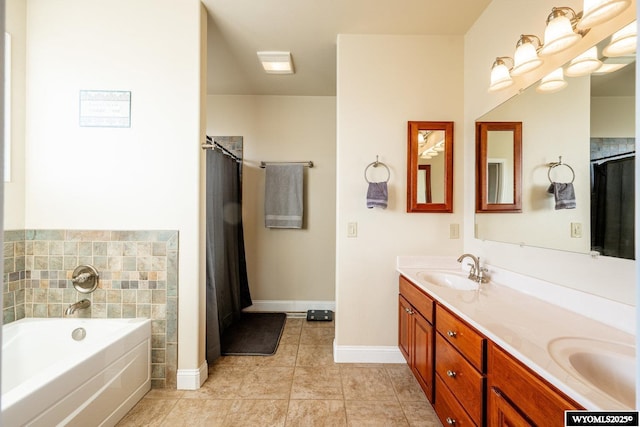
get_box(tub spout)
[65,299,91,315]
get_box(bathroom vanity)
[397,256,635,426]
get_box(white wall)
[464,0,636,304]
[336,35,464,352]
[23,0,206,376]
[4,0,26,229]
[206,95,337,304]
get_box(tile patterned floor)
[116,317,443,426]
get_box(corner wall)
[335,35,464,359]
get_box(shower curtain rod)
[260,161,314,168]
[202,137,242,163]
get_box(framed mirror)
[476,122,522,212]
[407,121,453,213]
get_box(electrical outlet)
[571,222,582,238]
[347,222,357,238]
[449,224,460,239]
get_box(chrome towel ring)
[547,156,575,183]
[364,155,390,183]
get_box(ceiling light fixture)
[511,35,544,76]
[577,0,631,29]
[536,68,568,93]
[488,57,514,92]
[565,46,602,76]
[602,20,637,56]
[539,7,582,56]
[257,51,295,74]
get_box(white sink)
[415,271,478,291]
[548,337,636,408]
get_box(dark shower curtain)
[206,148,252,363]
[591,156,635,259]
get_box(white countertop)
[396,256,635,410]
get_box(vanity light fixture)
[539,7,582,56]
[565,46,602,76]
[602,20,637,56]
[536,68,568,93]
[257,51,295,74]
[511,35,544,76]
[488,57,514,92]
[577,0,631,30]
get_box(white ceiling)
[201,0,492,96]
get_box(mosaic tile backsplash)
[3,229,178,389]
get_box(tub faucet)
[65,299,91,315]
[457,253,489,283]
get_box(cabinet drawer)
[436,304,485,371]
[435,375,477,427]
[399,275,434,323]
[488,343,582,425]
[436,333,484,425]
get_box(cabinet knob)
[446,417,456,425]
[447,330,457,338]
[446,370,457,378]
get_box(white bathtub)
[2,317,151,427]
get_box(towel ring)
[364,156,390,183]
[547,157,575,184]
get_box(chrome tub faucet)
[65,299,91,315]
[457,253,489,283]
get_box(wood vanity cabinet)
[398,276,435,402]
[487,342,583,426]
[434,305,487,426]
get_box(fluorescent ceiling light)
[257,51,294,74]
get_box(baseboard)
[243,300,336,313]
[333,340,406,364]
[176,361,208,390]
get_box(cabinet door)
[412,311,434,402]
[488,387,533,427]
[398,295,412,362]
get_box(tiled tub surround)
[396,256,635,410]
[3,230,178,389]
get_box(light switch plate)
[347,222,357,238]
[450,224,460,239]
[571,222,582,238]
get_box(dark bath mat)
[221,312,286,356]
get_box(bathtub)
[2,317,151,427]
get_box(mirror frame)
[475,121,522,213]
[407,121,454,213]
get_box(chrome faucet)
[456,253,489,283]
[65,299,91,315]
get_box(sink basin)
[415,271,478,291]
[548,337,636,408]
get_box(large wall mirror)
[476,122,522,212]
[475,26,635,259]
[407,121,453,213]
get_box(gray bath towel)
[265,164,303,228]
[547,182,576,210]
[367,182,388,209]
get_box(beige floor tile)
[303,319,335,328]
[116,398,178,426]
[183,366,248,399]
[400,401,442,427]
[291,366,343,399]
[300,327,335,345]
[280,329,302,345]
[345,401,409,426]
[160,399,233,427]
[296,344,335,367]
[286,400,347,427]
[385,365,427,402]
[143,388,186,399]
[256,343,299,367]
[284,317,304,331]
[239,366,294,399]
[222,399,288,426]
[341,366,397,401]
